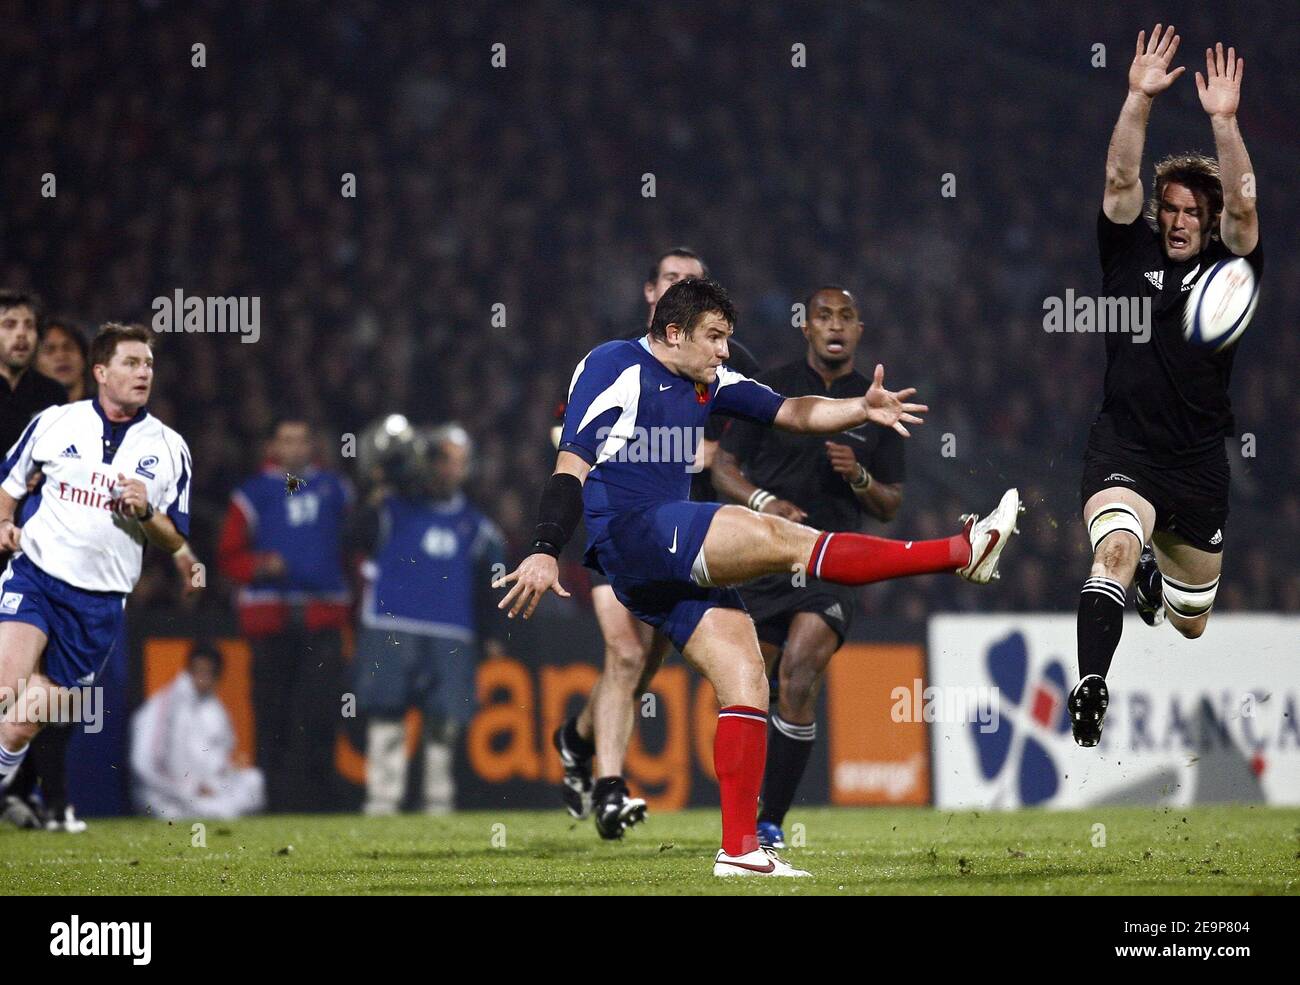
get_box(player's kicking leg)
[697,488,1022,590]
[1068,489,1156,747]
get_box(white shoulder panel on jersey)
[566,351,591,401]
[579,364,642,465]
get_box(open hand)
[494,553,570,619]
[1196,42,1243,118]
[1129,24,1184,98]
[862,364,927,437]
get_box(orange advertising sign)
[827,643,930,806]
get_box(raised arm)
[774,364,926,438]
[1104,25,1184,224]
[1197,42,1258,256]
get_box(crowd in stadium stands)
[3,1,1297,632]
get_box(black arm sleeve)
[531,472,584,557]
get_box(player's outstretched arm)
[494,450,589,619]
[1197,42,1258,256]
[1104,24,1184,224]
[774,364,926,437]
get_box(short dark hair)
[187,641,224,675]
[0,289,43,326]
[648,278,736,341]
[90,322,154,369]
[647,247,708,285]
[803,285,856,316]
[1145,153,1224,238]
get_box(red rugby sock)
[714,706,767,856]
[807,529,971,584]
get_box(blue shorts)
[353,627,478,726]
[0,554,126,688]
[588,500,745,651]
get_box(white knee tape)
[690,544,715,587]
[1162,575,1219,619]
[1087,502,1144,553]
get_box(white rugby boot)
[713,845,811,878]
[957,487,1023,585]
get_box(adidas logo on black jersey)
[1144,270,1164,291]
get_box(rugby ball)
[1182,256,1259,352]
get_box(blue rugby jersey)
[229,466,352,603]
[361,491,506,642]
[559,336,784,557]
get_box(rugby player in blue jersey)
[497,279,1020,877]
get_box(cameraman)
[217,419,352,812]
[350,424,505,815]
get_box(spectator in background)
[37,318,92,403]
[218,419,352,812]
[351,424,505,815]
[0,289,76,831]
[130,642,265,820]
[0,290,66,452]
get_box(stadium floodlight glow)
[382,414,411,437]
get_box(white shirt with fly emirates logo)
[1,400,192,593]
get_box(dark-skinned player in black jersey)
[710,286,905,848]
[551,248,763,838]
[1070,26,1261,746]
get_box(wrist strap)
[850,465,873,491]
[747,488,775,513]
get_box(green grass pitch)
[4,806,1297,895]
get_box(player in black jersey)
[1070,26,1261,746]
[712,286,904,848]
[551,247,762,838]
